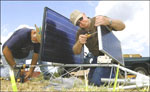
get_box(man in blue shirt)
[2,25,50,80]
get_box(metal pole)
[109,84,150,90]
[101,78,136,85]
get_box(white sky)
[95,1,149,57]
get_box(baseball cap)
[35,24,42,43]
[70,10,83,26]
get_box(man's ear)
[34,30,36,34]
[32,30,36,34]
[31,30,36,37]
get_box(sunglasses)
[76,17,83,26]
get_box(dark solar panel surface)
[98,26,124,65]
[40,7,83,64]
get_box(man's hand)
[24,71,33,80]
[95,15,125,31]
[24,53,38,80]
[78,34,88,44]
[94,16,110,26]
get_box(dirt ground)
[0,75,56,91]
[0,73,84,91]
[1,73,149,92]
[1,80,49,91]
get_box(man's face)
[76,13,89,28]
[31,30,38,43]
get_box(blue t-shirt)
[2,28,40,59]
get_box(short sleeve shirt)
[2,28,40,59]
[76,17,112,56]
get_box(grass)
[0,73,149,92]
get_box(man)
[70,10,125,86]
[2,24,50,80]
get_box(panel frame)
[97,26,124,66]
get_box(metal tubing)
[101,78,136,84]
[109,84,150,90]
[2,63,149,78]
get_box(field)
[1,74,149,92]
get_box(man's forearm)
[29,53,39,72]
[2,46,16,68]
[110,19,125,31]
[73,40,83,54]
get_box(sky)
[1,1,149,57]
[95,1,149,57]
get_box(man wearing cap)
[70,10,125,86]
[1,25,50,80]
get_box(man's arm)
[2,46,16,68]
[95,16,125,31]
[73,40,83,54]
[25,53,39,79]
[73,34,88,54]
[108,18,125,31]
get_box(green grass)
[1,71,149,92]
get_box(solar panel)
[98,26,124,65]
[40,7,84,64]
